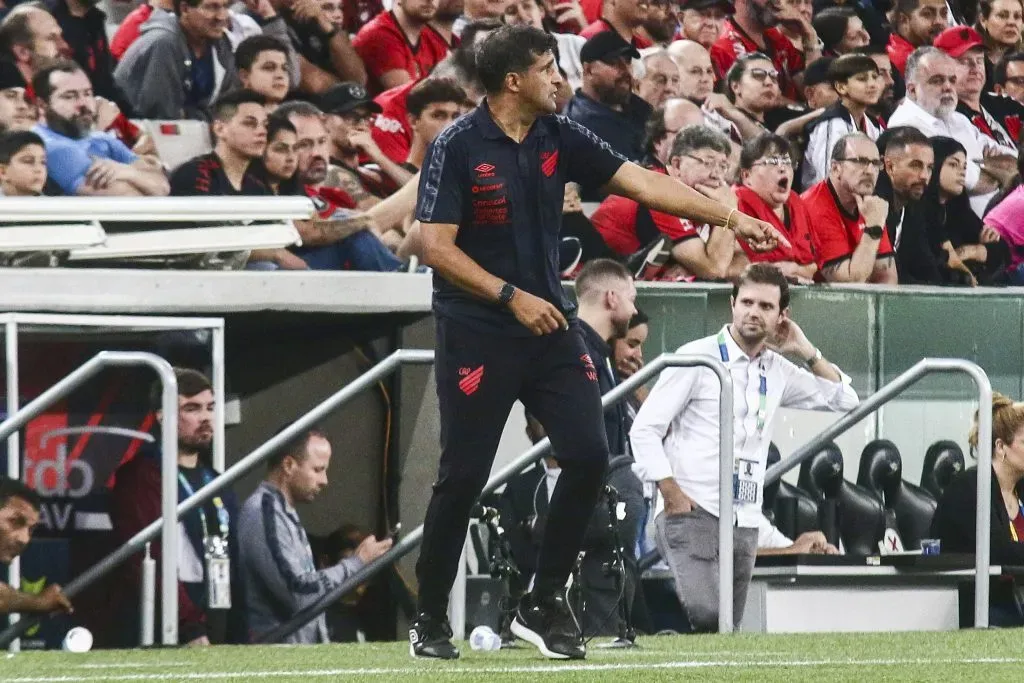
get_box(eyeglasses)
[684,154,730,174]
[747,67,780,82]
[836,156,883,169]
[752,155,792,167]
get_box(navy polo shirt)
[416,100,626,335]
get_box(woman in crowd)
[978,0,1024,90]
[733,133,818,282]
[922,137,1011,285]
[247,117,307,270]
[931,393,1024,627]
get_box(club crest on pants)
[458,365,484,395]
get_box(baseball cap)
[579,32,642,64]
[678,0,734,12]
[803,57,835,88]
[933,26,985,59]
[318,82,382,116]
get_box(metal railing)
[256,352,735,642]
[762,358,992,628]
[0,348,434,649]
[0,351,178,650]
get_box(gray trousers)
[653,506,758,632]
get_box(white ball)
[468,625,501,651]
[61,627,93,653]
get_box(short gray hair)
[670,124,732,161]
[829,132,873,163]
[905,46,949,86]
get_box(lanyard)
[718,330,767,433]
[178,470,229,540]
[1011,500,1024,542]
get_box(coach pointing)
[410,25,785,662]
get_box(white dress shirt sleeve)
[629,362,703,484]
[757,512,793,549]
[778,358,859,412]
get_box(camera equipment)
[470,504,523,646]
[596,484,638,648]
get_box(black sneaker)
[559,236,584,279]
[409,613,460,659]
[510,592,585,660]
[626,237,671,280]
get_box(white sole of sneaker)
[510,617,570,660]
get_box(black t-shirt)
[170,152,273,196]
[281,7,334,72]
[415,100,626,335]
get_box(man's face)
[910,53,957,118]
[240,50,290,104]
[0,497,38,564]
[732,58,779,113]
[410,100,461,144]
[749,0,781,26]
[586,55,633,108]
[26,11,66,65]
[319,0,345,29]
[642,0,678,42]
[176,389,215,454]
[399,0,439,21]
[613,0,650,27]
[215,102,268,159]
[0,142,47,195]
[605,276,639,338]
[670,144,729,189]
[636,54,680,107]
[325,107,373,154]
[1000,59,1024,103]
[869,53,895,102]
[291,114,331,185]
[179,0,230,42]
[955,48,987,101]
[0,88,36,133]
[898,0,948,45]
[263,128,298,181]
[804,82,839,109]
[837,16,870,53]
[742,147,794,207]
[514,51,563,115]
[45,69,96,139]
[680,7,726,48]
[676,46,715,101]
[885,143,934,200]
[285,435,331,504]
[730,282,784,346]
[835,68,882,106]
[613,322,648,377]
[502,0,544,28]
[831,136,881,197]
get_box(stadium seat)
[67,223,302,269]
[920,440,966,500]
[764,443,821,542]
[798,443,886,555]
[856,440,937,550]
[134,120,214,171]
[0,222,106,266]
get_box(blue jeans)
[293,230,403,271]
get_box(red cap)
[933,26,985,59]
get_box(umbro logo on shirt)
[474,163,496,178]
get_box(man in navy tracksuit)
[411,24,783,661]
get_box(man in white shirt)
[629,263,858,631]
[888,46,1016,217]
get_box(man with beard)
[410,24,783,661]
[887,0,949,76]
[353,0,450,94]
[876,126,949,284]
[0,5,67,92]
[863,44,898,121]
[32,61,168,196]
[565,32,652,198]
[639,0,678,45]
[889,47,1015,216]
[710,0,821,101]
[0,478,74,617]
[111,369,244,647]
[801,132,897,283]
[275,100,405,271]
[631,262,858,632]
[171,89,271,195]
[936,26,1024,151]
[635,49,679,107]
[581,0,653,47]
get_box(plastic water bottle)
[468,625,502,651]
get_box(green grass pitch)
[4,630,1024,682]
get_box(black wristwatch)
[497,282,516,306]
[863,224,884,240]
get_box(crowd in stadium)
[0,0,1022,280]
